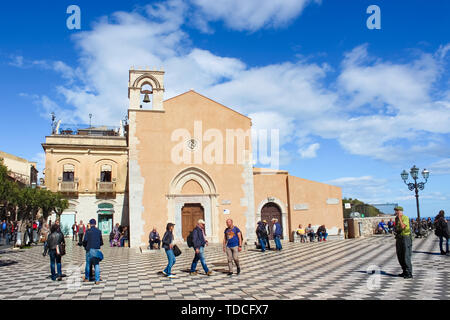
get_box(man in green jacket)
[394,206,413,279]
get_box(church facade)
[42,68,343,248]
[127,69,343,248]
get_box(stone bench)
[292,228,344,242]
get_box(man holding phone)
[394,206,413,279]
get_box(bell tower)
[128,67,165,111]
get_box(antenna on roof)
[89,114,93,135]
[51,112,56,134]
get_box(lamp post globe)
[422,168,429,181]
[401,170,409,182]
[410,165,419,180]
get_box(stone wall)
[345,216,394,238]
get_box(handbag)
[89,248,104,265]
[172,245,182,257]
[56,243,66,256]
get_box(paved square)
[0,235,448,300]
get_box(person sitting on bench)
[317,225,328,242]
[306,224,315,242]
[149,228,161,249]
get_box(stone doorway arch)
[167,167,219,242]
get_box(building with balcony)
[0,150,38,187]
[41,126,128,236]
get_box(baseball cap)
[394,206,404,211]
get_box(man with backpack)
[188,219,212,276]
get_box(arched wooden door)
[261,202,282,240]
[181,203,204,240]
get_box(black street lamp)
[400,165,430,221]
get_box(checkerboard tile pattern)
[0,235,448,300]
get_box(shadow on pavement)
[0,260,18,267]
[355,270,399,277]
[413,250,442,256]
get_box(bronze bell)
[143,93,151,104]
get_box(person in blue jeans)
[317,225,328,242]
[162,223,176,278]
[1,220,6,242]
[44,224,65,281]
[272,218,283,251]
[190,219,213,276]
[256,221,268,252]
[82,219,103,285]
[120,226,129,247]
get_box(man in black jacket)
[189,219,212,276]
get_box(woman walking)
[40,223,49,243]
[434,210,449,255]
[162,223,176,278]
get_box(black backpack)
[186,230,194,248]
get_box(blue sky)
[0,0,449,218]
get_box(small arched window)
[100,164,112,182]
[63,164,75,182]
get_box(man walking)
[223,219,242,276]
[72,221,78,242]
[190,219,212,276]
[82,219,103,285]
[272,218,283,251]
[394,206,413,279]
[77,220,85,246]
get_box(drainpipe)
[285,175,293,242]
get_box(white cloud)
[190,0,320,32]
[305,44,450,161]
[326,176,392,203]
[13,1,450,166]
[298,143,320,158]
[429,158,450,175]
[9,55,24,67]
